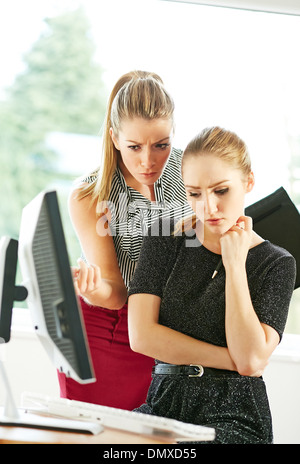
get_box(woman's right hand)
[72,258,102,301]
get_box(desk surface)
[0,424,174,444]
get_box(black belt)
[153,363,239,378]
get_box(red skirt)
[58,297,154,410]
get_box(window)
[1,0,299,332]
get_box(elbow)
[102,285,128,310]
[235,356,267,377]
[129,340,140,354]
[112,295,128,310]
[128,327,152,356]
[129,334,147,355]
[236,364,257,377]
[110,285,128,310]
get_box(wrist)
[80,281,127,310]
[224,261,246,276]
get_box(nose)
[140,147,155,169]
[205,194,218,216]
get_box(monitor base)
[0,407,103,435]
[0,358,102,436]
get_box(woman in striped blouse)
[57,70,192,410]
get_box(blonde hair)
[77,70,174,212]
[182,126,251,176]
[175,126,251,235]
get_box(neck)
[198,225,222,254]
[201,238,222,255]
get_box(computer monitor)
[0,190,99,434]
[18,189,95,384]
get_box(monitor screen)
[16,189,95,384]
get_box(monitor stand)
[0,348,102,435]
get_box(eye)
[128,145,141,151]
[155,143,170,150]
[187,191,201,198]
[215,188,229,195]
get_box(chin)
[140,175,160,185]
[206,222,228,237]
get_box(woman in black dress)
[128,126,296,444]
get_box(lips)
[206,218,223,225]
[140,172,156,177]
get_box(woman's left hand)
[220,215,253,271]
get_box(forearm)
[78,278,127,310]
[129,313,236,371]
[225,265,269,375]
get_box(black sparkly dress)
[128,221,296,444]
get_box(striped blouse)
[86,147,192,289]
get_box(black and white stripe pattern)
[87,148,192,288]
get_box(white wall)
[1,309,300,444]
[263,334,300,444]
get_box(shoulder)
[161,147,186,201]
[260,241,295,263]
[250,240,293,258]
[170,146,183,159]
[249,240,296,281]
[81,169,99,184]
[268,241,296,276]
[168,147,183,167]
[128,218,184,297]
[68,185,98,223]
[142,217,185,255]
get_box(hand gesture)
[220,216,253,271]
[72,258,102,300]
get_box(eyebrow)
[125,136,171,144]
[184,180,230,189]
